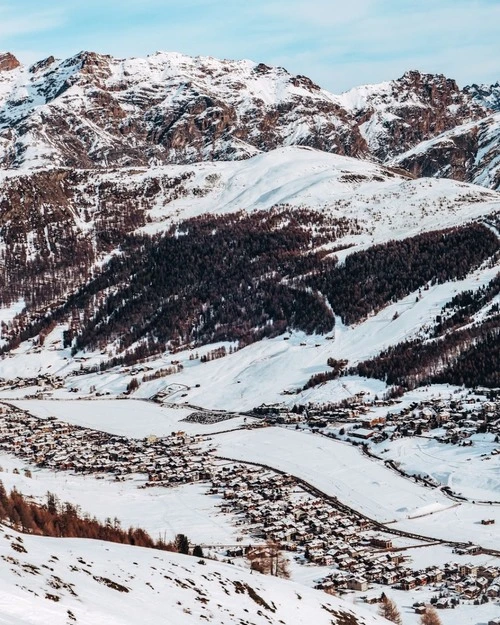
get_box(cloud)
[0,5,65,39]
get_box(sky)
[1,0,499,93]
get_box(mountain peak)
[397,69,461,95]
[0,52,20,72]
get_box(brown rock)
[0,52,20,72]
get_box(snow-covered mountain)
[340,70,486,160]
[391,112,500,190]
[0,48,499,625]
[0,49,498,394]
[464,81,500,111]
[0,49,497,187]
[0,523,389,625]
[0,50,366,169]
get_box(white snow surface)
[7,399,248,437]
[0,523,390,625]
[211,427,500,549]
[0,453,239,545]
[132,147,499,242]
[372,435,499,502]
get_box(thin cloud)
[0,5,65,38]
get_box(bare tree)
[378,593,402,625]
[420,606,442,625]
[247,541,290,579]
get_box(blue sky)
[2,0,499,92]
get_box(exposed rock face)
[392,113,500,190]
[341,70,487,160]
[0,52,20,72]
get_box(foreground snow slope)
[0,524,389,625]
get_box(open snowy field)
[211,427,500,549]
[136,147,500,245]
[0,452,240,545]
[372,434,500,502]
[8,399,249,436]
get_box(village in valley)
[0,404,208,487]
[0,392,499,619]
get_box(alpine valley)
[0,50,499,625]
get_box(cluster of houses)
[321,560,500,607]
[0,375,64,395]
[208,462,500,607]
[210,464,413,582]
[256,395,500,453]
[350,396,500,445]
[0,407,211,487]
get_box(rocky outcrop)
[341,70,487,160]
[392,113,500,190]
[464,82,500,111]
[0,52,20,72]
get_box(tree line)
[0,482,187,553]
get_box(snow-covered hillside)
[0,523,389,625]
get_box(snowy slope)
[0,523,389,625]
[1,145,497,270]
[0,258,498,407]
[133,146,500,242]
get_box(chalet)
[436,598,450,609]
[401,576,417,590]
[371,537,393,550]
[350,428,375,440]
[361,417,386,428]
[347,577,368,591]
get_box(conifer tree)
[174,533,190,554]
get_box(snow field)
[210,427,500,549]
[0,523,390,625]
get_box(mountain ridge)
[0,49,497,188]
